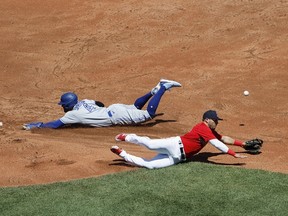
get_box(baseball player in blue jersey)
[23,79,181,130]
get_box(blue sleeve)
[41,119,65,129]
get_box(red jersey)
[180,122,222,159]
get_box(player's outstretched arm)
[209,139,247,158]
[221,136,263,154]
[221,136,245,146]
[41,119,65,129]
[23,119,65,130]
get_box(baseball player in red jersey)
[111,110,261,169]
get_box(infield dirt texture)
[0,0,287,187]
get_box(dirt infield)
[1,0,287,187]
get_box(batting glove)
[23,122,43,130]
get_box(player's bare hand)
[234,153,247,158]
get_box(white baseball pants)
[120,134,183,169]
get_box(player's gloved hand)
[243,138,263,154]
[22,122,43,130]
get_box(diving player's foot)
[151,79,182,94]
[151,82,161,95]
[110,146,124,157]
[160,79,182,90]
[115,133,127,141]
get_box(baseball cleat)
[151,82,161,95]
[110,145,123,156]
[160,79,182,90]
[115,133,127,141]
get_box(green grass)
[1,163,287,216]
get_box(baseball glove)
[243,138,263,154]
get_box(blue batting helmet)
[58,92,78,110]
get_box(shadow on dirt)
[109,152,247,168]
[187,152,246,166]
[139,119,177,127]
[109,159,136,167]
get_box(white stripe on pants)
[120,134,182,169]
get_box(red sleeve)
[196,123,219,142]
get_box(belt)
[178,140,186,161]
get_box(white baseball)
[243,90,249,96]
[0,122,3,127]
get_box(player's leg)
[111,146,178,169]
[121,152,177,169]
[146,79,182,117]
[133,81,161,109]
[117,133,181,157]
[133,87,164,113]
[133,79,181,111]
[146,86,166,117]
[133,92,153,110]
